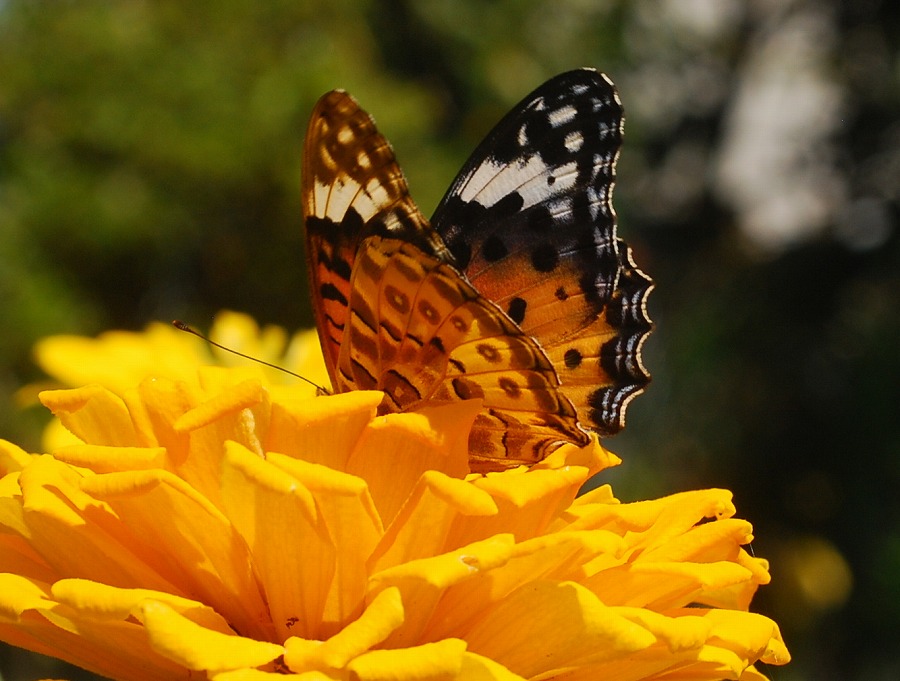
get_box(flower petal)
[467,466,591,540]
[34,324,208,395]
[14,456,181,591]
[347,638,468,680]
[0,574,190,680]
[346,401,477,520]
[283,587,405,672]
[80,467,274,641]
[533,436,621,474]
[369,535,517,646]
[51,444,168,473]
[220,441,326,641]
[51,578,232,631]
[266,391,382,469]
[370,471,499,573]
[142,599,283,671]
[0,440,33,474]
[265,451,383,636]
[40,385,137,446]
[466,580,656,677]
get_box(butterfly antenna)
[172,320,326,392]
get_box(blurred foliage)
[1,1,899,679]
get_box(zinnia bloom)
[1,313,789,679]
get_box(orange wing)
[336,235,588,470]
[302,90,447,384]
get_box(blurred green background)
[1,1,898,679]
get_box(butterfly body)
[302,69,652,471]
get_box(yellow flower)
[29,310,328,451]
[34,310,328,394]
[0,316,789,680]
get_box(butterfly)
[302,68,652,472]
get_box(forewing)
[301,90,445,386]
[431,68,653,436]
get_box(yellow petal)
[125,375,200,450]
[141,600,284,671]
[51,444,168,473]
[0,575,189,680]
[220,441,326,641]
[695,608,791,666]
[0,534,58,585]
[0,573,56,617]
[738,665,776,681]
[370,471,499,573]
[466,580,656,677]
[266,391,382,469]
[33,324,209,395]
[80,468,274,641]
[369,535,517,647]
[567,488,735,536]
[347,638,468,680]
[283,587,405,672]
[213,669,320,680]
[174,378,269,455]
[51,579,233,634]
[468,466,590,540]
[641,517,753,563]
[266,451,383,635]
[420,532,626,644]
[16,456,179,591]
[533,436,621,474]
[39,385,137,446]
[347,401,477,520]
[457,652,527,681]
[41,416,84,451]
[0,439,33,474]
[583,560,759,610]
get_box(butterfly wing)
[336,235,587,470]
[431,68,653,436]
[302,90,447,386]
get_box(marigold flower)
[1,315,789,679]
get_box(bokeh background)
[1,1,898,679]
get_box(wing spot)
[548,104,577,126]
[337,127,355,145]
[527,205,554,232]
[450,315,469,332]
[384,284,410,314]
[418,299,439,324]
[477,343,501,363]
[452,377,485,400]
[565,131,584,152]
[564,348,583,369]
[482,234,508,262]
[498,377,521,398]
[507,297,527,325]
[531,243,560,272]
[555,286,569,301]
